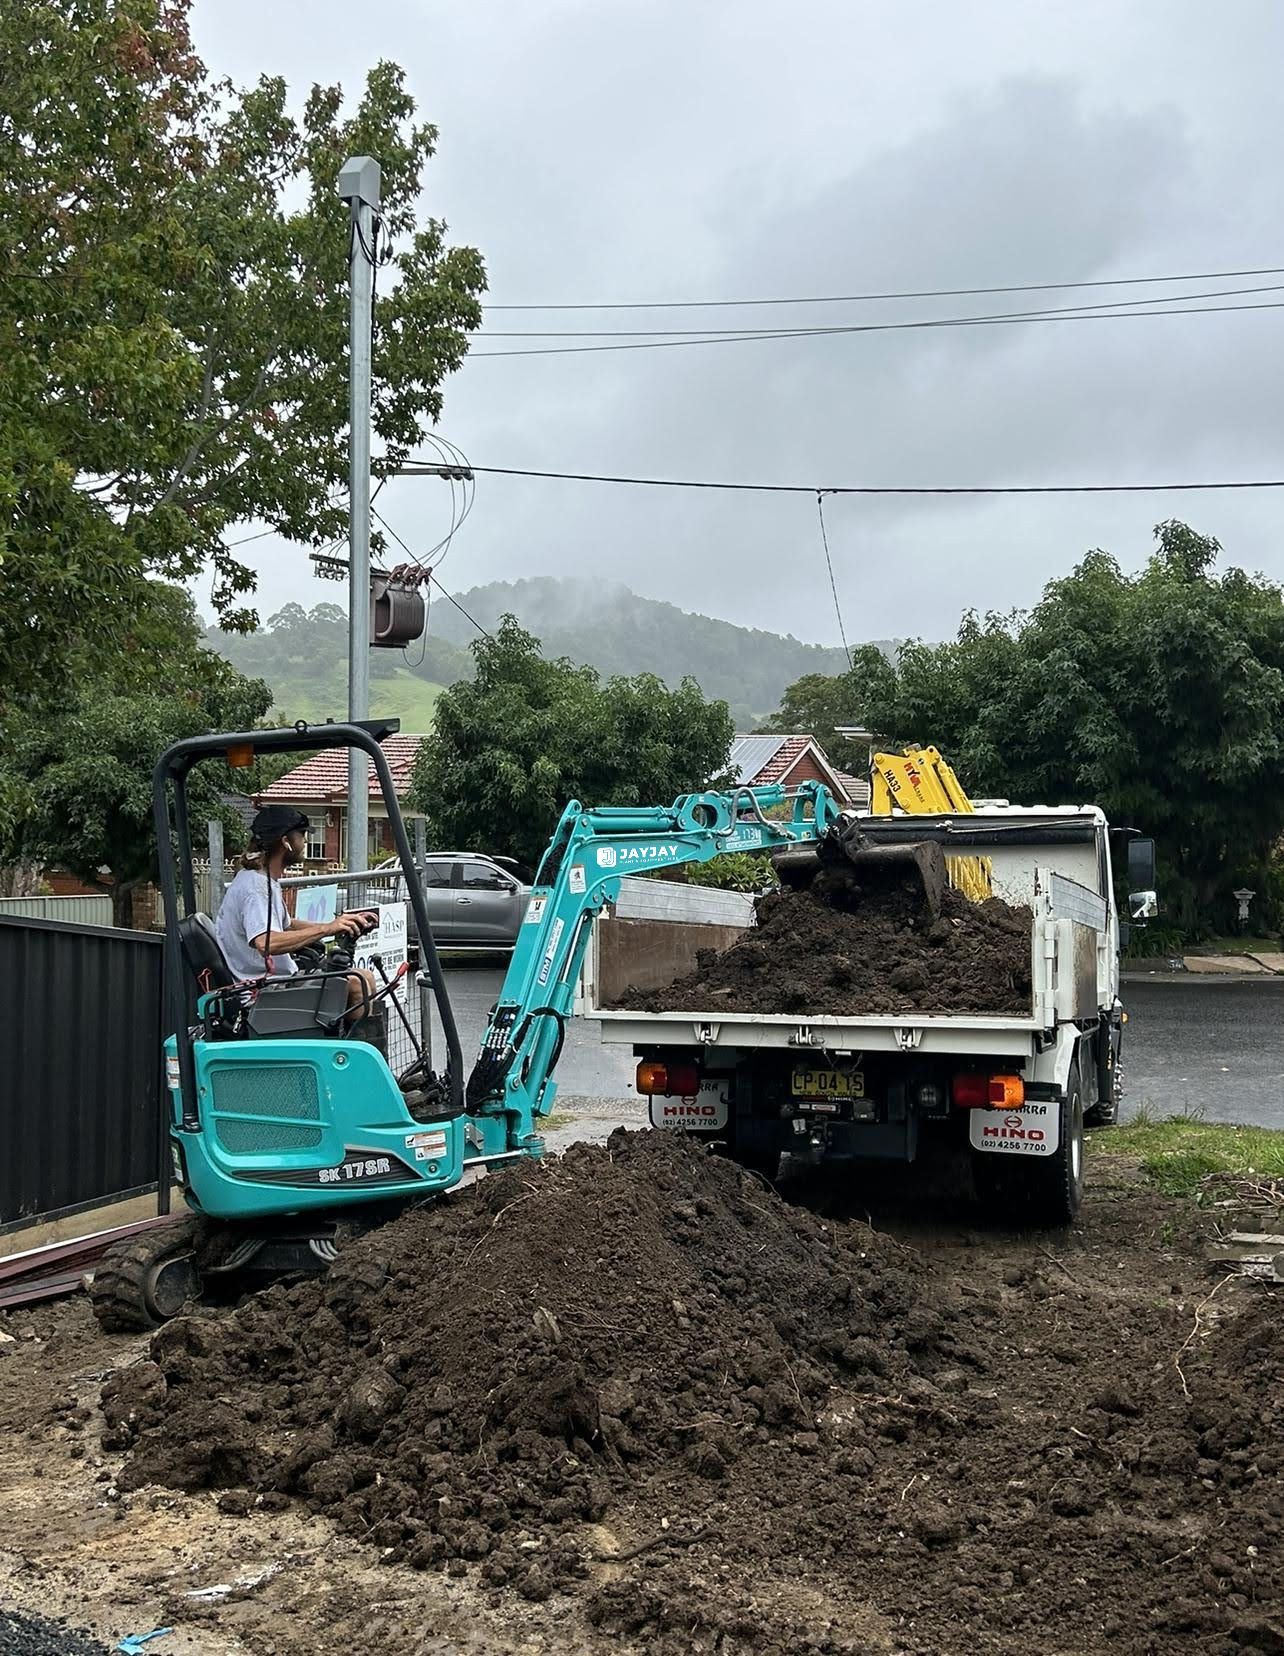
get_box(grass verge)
[1092,1111,1284,1197]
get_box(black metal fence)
[0,915,166,1234]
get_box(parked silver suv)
[384,852,532,948]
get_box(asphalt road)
[1122,975,1284,1128]
[432,962,1284,1133]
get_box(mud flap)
[649,1079,731,1133]
[968,1100,1061,1157]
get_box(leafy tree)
[822,522,1284,936]
[4,585,272,924]
[0,0,484,711]
[409,618,736,869]
[683,851,777,892]
[757,666,891,773]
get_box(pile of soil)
[104,1134,1284,1654]
[612,865,1034,1016]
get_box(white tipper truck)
[580,806,1157,1227]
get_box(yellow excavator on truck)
[867,744,993,902]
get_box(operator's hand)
[334,909,378,939]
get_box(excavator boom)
[467,783,842,1133]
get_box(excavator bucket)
[774,844,827,890]
[837,836,946,920]
[774,825,947,920]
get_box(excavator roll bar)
[152,719,465,1136]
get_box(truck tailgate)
[592,1005,1043,1057]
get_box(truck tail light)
[952,1073,989,1108]
[636,1061,700,1097]
[988,1074,1025,1108]
[952,1073,1026,1108]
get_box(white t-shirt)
[216,867,298,980]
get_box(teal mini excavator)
[91,719,860,1330]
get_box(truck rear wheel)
[973,1064,1085,1228]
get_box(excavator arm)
[869,745,992,902]
[869,745,975,816]
[465,782,842,1150]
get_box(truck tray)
[593,1005,1043,1058]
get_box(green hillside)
[429,577,865,726]
[207,601,466,728]
[205,581,890,730]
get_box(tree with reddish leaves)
[0,0,484,707]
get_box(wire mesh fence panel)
[283,867,427,1080]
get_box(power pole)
[338,154,381,872]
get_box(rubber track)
[88,1219,201,1333]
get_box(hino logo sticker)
[968,1099,1059,1157]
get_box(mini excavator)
[95,720,929,1329]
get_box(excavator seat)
[178,912,349,1041]
[179,912,238,991]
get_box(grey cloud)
[195,0,1284,646]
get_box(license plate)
[791,1067,864,1099]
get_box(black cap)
[251,805,309,844]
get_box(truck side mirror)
[1126,837,1157,923]
[1127,837,1156,892]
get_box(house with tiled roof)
[727,734,870,808]
[255,732,425,867]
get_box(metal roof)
[728,734,788,783]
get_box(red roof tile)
[257,733,424,803]
[834,770,872,807]
[750,734,813,785]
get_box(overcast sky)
[194,0,1284,648]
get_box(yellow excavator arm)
[869,746,992,901]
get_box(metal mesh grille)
[211,1065,325,1154]
[215,1117,325,1153]
[211,1065,321,1121]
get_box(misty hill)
[430,577,860,725]
[206,580,883,728]
[207,601,473,728]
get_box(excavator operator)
[216,805,377,1014]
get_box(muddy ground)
[0,1131,1279,1656]
[612,876,1033,1016]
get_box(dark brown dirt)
[104,1132,1284,1655]
[609,869,1034,1016]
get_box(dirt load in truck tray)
[104,1130,1284,1656]
[609,870,1034,1016]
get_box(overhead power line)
[815,494,850,669]
[470,297,1284,358]
[396,462,1284,497]
[424,573,492,639]
[482,263,1284,311]
[478,280,1284,336]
